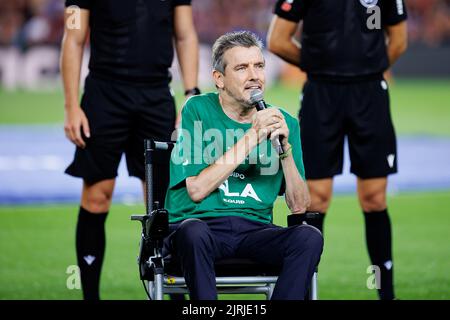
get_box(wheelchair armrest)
[131,214,146,222]
[287,212,322,226]
[130,209,169,240]
[145,208,169,241]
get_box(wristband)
[279,145,292,160]
[184,87,201,96]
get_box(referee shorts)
[299,76,398,180]
[65,74,176,203]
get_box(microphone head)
[249,89,264,105]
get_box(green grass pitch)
[1,78,450,136]
[0,78,449,299]
[1,192,449,300]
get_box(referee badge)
[281,0,294,12]
[359,0,378,8]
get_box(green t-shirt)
[165,92,305,224]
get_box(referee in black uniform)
[267,0,407,300]
[61,0,199,300]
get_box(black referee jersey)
[65,0,191,85]
[275,0,408,78]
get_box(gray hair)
[212,31,264,74]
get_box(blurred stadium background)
[0,0,449,300]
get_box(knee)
[303,226,324,254]
[82,190,113,213]
[175,218,211,247]
[359,191,386,212]
[308,188,332,213]
[288,226,324,255]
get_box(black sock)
[364,209,395,300]
[76,207,108,300]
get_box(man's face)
[215,46,265,108]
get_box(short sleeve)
[65,0,91,9]
[173,0,191,7]
[168,101,209,189]
[274,0,308,23]
[287,117,306,180]
[381,0,408,26]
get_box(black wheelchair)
[131,139,319,300]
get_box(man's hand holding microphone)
[249,89,291,158]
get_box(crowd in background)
[1,0,450,49]
[0,0,63,49]
[407,0,450,46]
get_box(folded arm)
[186,130,258,203]
[186,108,286,203]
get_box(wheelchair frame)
[131,139,318,300]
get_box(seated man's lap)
[165,216,321,266]
[236,223,322,265]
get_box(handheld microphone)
[249,89,284,155]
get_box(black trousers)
[65,74,176,203]
[299,77,397,179]
[166,216,323,300]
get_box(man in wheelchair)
[162,31,323,300]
